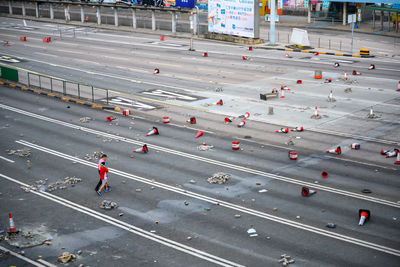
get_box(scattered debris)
[119,213,124,217]
[58,252,76,264]
[84,151,103,161]
[6,231,49,248]
[99,200,118,210]
[207,173,230,184]
[361,189,372,194]
[189,179,196,184]
[278,254,295,266]
[326,223,336,229]
[184,201,189,206]
[286,139,295,146]
[268,107,274,115]
[234,214,241,218]
[197,143,214,151]
[273,208,278,211]
[20,177,82,193]
[258,189,268,193]
[79,117,92,123]
[186,236,192,240]
[247,228,258,237]
[6,148,31,157]
[77,250,83,255]
[344,88,352,93]
[135,189,142,192]
[26,160,31,169]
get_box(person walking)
[95,154,110,195]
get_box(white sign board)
[290,28,310,47]
[208,0,255,38]
[348,14,356,24]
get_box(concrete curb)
[0,79,121,112]
[256,46,374,58]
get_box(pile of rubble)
[207,173,230,184]
[99,200,118,210]
[84,151,103,161]
[278,254,295,266]
[6,148,31,157]
[20,177,82,193]
[58,252,76,263]
[6,231,49,248]
[79,117,92,123]
[197,143,214,151]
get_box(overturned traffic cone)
[146,127,159,136]
[280,88,285,98]
[106,116,116,122]
[187,117,196,124]
[326,146,341,155]
[203,52,208,57]
[358,209,370,226]
[385,149,399,158]
[195,130,204,138]
[395,153,400,164]
[314,52,319,56]
[381,149,390,155]
[321,171,328,178]
[276,128,289,133]
[8,213,17,232]
[20,36,27,41]
[160,35,165,41]
[301,187,317,197]
[297,80,302,84]
[153,68,160,74]
[397,81,400,92]
[122,109,131,116]
[244,112,250,119]
[242,56,248,60]
[334,62,340,68]
[352,70,361,75]
[350,143,360,150]
[237,120,246,128]
[216,99,223,105]
[344,71,348,80]
[133,144,148,153]
[368,64,375,70]
[224,117,234,124]
[324,78,332,83]
[290,126,304,132]
[249,46,253,51]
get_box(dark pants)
[95,170,101,191]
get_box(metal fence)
[16,68,110,104]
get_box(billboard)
[208,0,256,38]
[166,0,196,8]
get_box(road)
[0,17,399,266]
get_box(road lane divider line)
[0,173,244,267]
[0,245,46,267]
[1,103,397,208]
[0,156,14,163]
[9,143,400,257]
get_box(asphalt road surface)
[0,17,399,267]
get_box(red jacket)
[99,165,108,180]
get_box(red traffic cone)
[242,56,248,60]
[344,71,348,80]
[301,187,317,197]
[315,52,319,56]
[133,144,148,153]
[195,130,203,138]
[122,109,131,116]
[285,53,289,58]
[381,149,389,155]
[397,81,400,92]
[321,171,328,178]
[358,209,370,226]
[280,88,285,98]
[224,117,233,124]
[232,141,240,150]
[385,149,399,158]
[368,64,375,70]
[326,146,341,154]
[106,116,116,122]
[395,153,400,164]
[249,46,253,51]
[288,150,297,160]
[187,117,196,124]
[350,143,360,150]
[153,68,160,74]
[352,70,361,75]
[297,80,302,84]
[237,120,246,128]
[290,126,304,132]
[146,127,159,136]
[334,62,340,68]
[20,36,27,41]
[9,213,17,232]
[203,52,208,57]
[244,112,250,119]
[276,128,289,133]
[216,99,223,105]
[160,35,165,41]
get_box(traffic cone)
[380,149,389,155]
[106,116,116,122]
[288,150,297,160]
[368,64,375,70]
[395,153,400,164]
[146,127,159,136]
[281,85,290,91]
[195,130,203,138]
[237,120,246,128]
[297,80,302,84]
[285,53,289,58]
[315,52,319,56]
[224,117,233,124]
[321,171,328,178]
[133,144,148,153]
[276,128,289,133]
[216,99,223,105]
[122,109,131,116]
[242,56,248,60]
[153,68,160,74]
[160,35,165,41]
[301,187,316,197]
[327,90,335,102]
[203,52,208,57]
[244,112,250,119]
[385,149,399,158]
[232,141,240,150]
[311,106,320,119]
[280,88,285,98]
[20,36,26,41]
[290,126,304,132]
[369,106,374,117]
[397,81,400,92]
[162,116,170,124]
[350,143,360,150]
[358,209,370,226]
[249,46,253,51]
[352,70,361,75]
[344,71,348,80]
[326,146,341,155]
[187,117,196,124]
[324,78,332,83]
[8,213,16,232]
[334,62,340,68]
[5,40,10,46]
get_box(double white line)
[1,103,398,209]
[0,172,244,267]
[14,140,400,257]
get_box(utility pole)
[270,0,276,45]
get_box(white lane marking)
[324,155,397,170]
[0,156,15,163]
[0,245,46,267]
[10,143,400,257]
[1,104,397,208]
[0,173,243,267]
[37,259,58,267]
[167,123,215,134]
